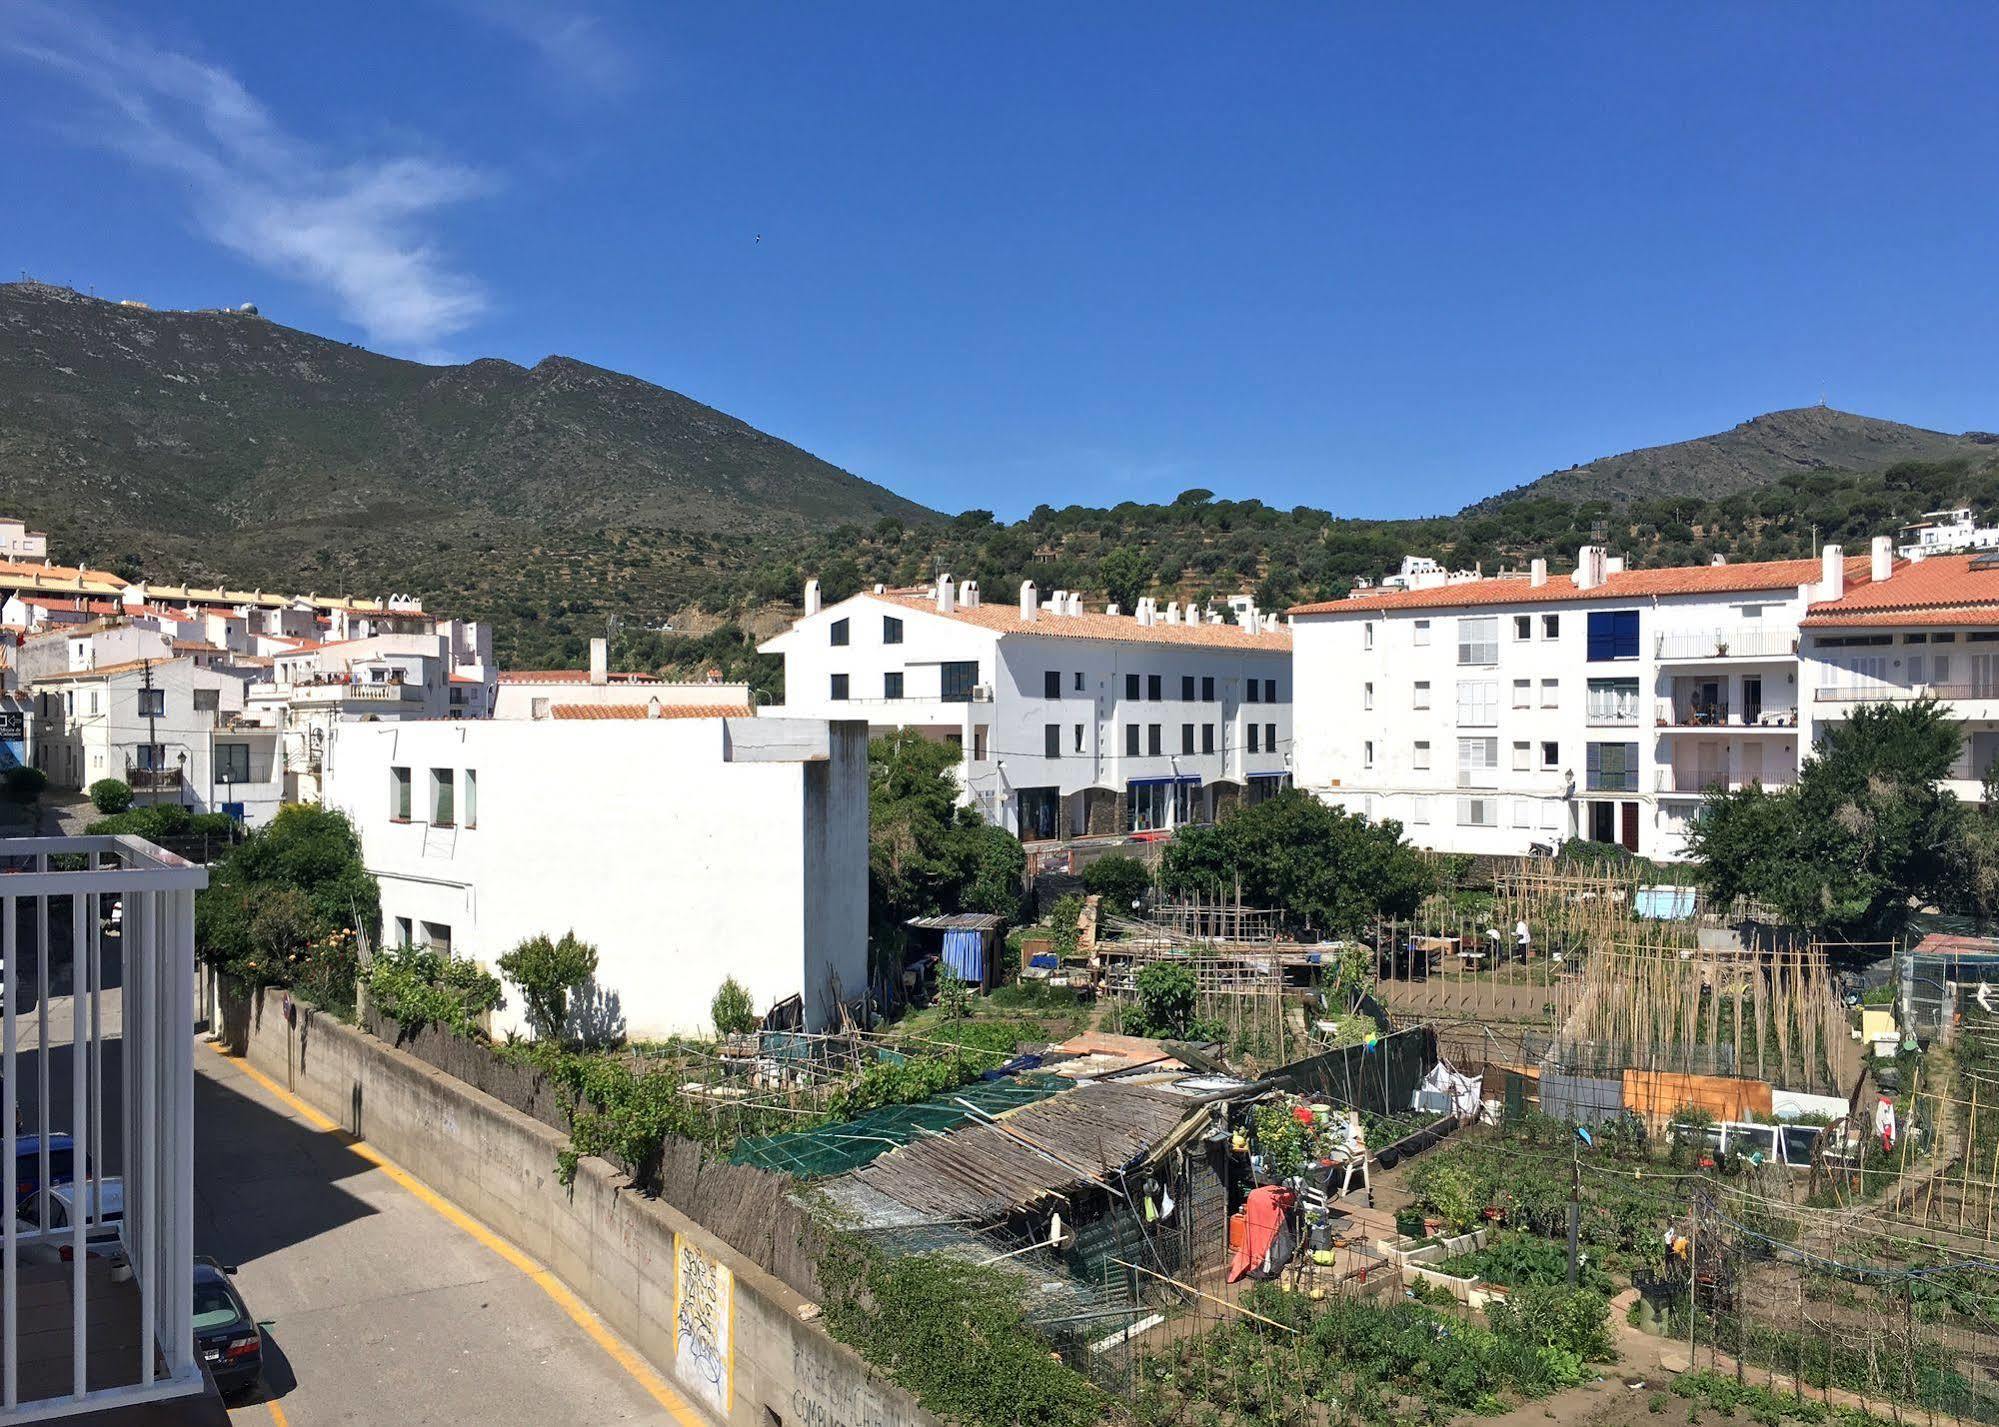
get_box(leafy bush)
[1,766,46,806]
[1081,853,1149,911]
[87,803,236,840]
[1489,1284,1615,1361]
[87,778,133,814]
[709,975,756,1036]
[364,941,504,1037]
[1047,892,1086,957]
[496,931,599,1040]
[1441,1232,1614,1295]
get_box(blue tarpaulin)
[1634,886,1696,920]
[942,927,985,984]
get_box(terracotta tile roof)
[40,656,188,682]
[497,669,658,684]
[875,592,1293,651]
[1802,553,1999,626]
[548,703,753,720]
[172,640,225,653]
[448,673,486,685]
[1290,555,1870,616]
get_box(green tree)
[1688,699,1972,937]
[1160,789,1433,935]
[958,821,1026,919]
[197,805,380,1005]
[1081,853,1149,911]
[88,778,133,815]
[1097,546,1151,611]
[497,931,600,1040]
[710,975,756,1035]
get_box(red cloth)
[1227,1186,1296,1283]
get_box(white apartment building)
[1801,541,1999,802]
[33,656,283,825]
[761,577,1293,839]
[0,516,49,559]
[326,716,869,1038]
[1291,545,1871,861]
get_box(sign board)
[0,712,24,741]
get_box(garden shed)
[904,911,1007,990]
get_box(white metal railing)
[1655,768,1796,795]
[1654,627,1798,660]
[1654,697,1801,729]
[1,836,206,1422]
[1816,682,1999,704]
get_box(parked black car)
[192,1256,262,1397]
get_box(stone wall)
[231,989,934,1427]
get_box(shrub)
[1081,853,1149,911]
[1047,892,1086,957]
[88,778,133,814]
[709,975,756,1035]
[364,941,504,1037]
[497,930,599,1040]
[1490,1284,1615,1361]
[2,766,46,804]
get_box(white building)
[0,516,49,559]
[1291,545,1871,861]
[325,716,869,1038]
[32,657,283,826]
[490,638,752,721]
[1895,509,1999,560]
[760,577,1294,839]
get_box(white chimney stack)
[1135,597,1155,628]
[1019,580,1038,622]
[646,696,662,719]
[1165,601,1181,624]
[937,575,956,614]
[1604,555,1626,575]
[961,580,980,608]
[803,579,822,617]
[1710,554,1727,566]
[1067,591,1082,617]
[1574,545,1607,591]
[1820,544,1845,602]
[589,637,608,686]
[1106,603,1121,617]
[1870,535,1894,585]
[1530,559,1548,588]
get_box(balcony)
[289,681,423,704]
[1654,627,1798,662]
[1817,682,1999,705]
[1656,767,1795,797]
[1654,698,1799,731]
[125,766,183,792]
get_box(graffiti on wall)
[672,1232,733,1414]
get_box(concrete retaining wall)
[231,989,934,1427]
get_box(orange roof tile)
[1802,553,1999,626]
[1290,555,1870,616]
[548,703,753,720]
[876,592,1292,651]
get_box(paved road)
[192,1044,675,1426]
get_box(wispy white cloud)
[447,0,636,97]
[0,2,493,353]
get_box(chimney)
[803,579,821,617]
[589,637,608,685]
[1604,555,1626,575]
[1574,545,1607,591]
[1870,535,1894,584]
[1107,603,1121,617]
[873,582,886,594]
[1242,611,1260,635]
[937,575,956,614]
[1019,580,1038,622]
[1165,601,1181,624]
[1819,544,1845,602]
[1530,559,1548,588]
[646,696,662,719]
[1710,554,1727,566]
[961,580,980,608]
[1135,597,1155,628]
[1050,590,1067,617]
[1067,591,1082,617]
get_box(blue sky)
[4,3,1996,521]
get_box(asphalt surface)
[192,1045,674,1425]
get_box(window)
[941,661,979,701]
[829,673,850,701]
[1201,676,1215,701]
[1816,634,1893,648]
[1264,679,1277,703]
[882,616,903,645]
[137,688,164,717]
[1125,724,1140,756]
[1458,797,1497,828]
[1458,616,1498,665]
[1147,724,1162,756]
[1125,674,1141,700]
[1587,678,1639,723]
[1586,609,1640,661]
[830,618,849,647]
[1512,678,1531,709]
[431,769,455,825]
[390,766,412,821]
[393,916,414,949]
[464,769,478,829]
[884,671,904,699]
[1363,740,1376,769]
[1074,723,1085,753]
[1265,722,1276,752]
[193,688,219,713]
[1457,736,1499,787]
[1181,723,1196,755]
[1364,622,1376,651]
[1202,724,1215,754]
[1364,682,1375,710]
[1147,674,1162,702]
[1512,740,1531,772]
[1586,741,1639,792]
[1045,724,1061,759]
[1181,675,1196,701]
[1513,800,1534,828]
[1413,740,1431,770]
[1514,615,1533,641]
[1249,724,1261,753]
[1543,614,1560,639]
[1456,680,1498,726]
[1540,678,1559,708]
[1074,671,1085,691]
[215,743,250,783]
[422,922,453,957]
[1247,679,1261,704]
[1413,619,1431,647]
[973,727,988,761]
[1412,795,1430,824]
[1541,741,1560,770]
[1413,680,1431,710]
[1044,670,1062,699]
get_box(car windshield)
[192,1282,240,1333]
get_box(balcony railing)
[1654,628,1799,661]
[1656,768,1795,795]
[1817,683,1998,704]
[126,766,183,791]
[1655,699,1800,729]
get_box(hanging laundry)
[1227,1186,1297,1283]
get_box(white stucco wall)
[324,716,870,1039]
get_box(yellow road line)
[266,1397,290,1427]
[203,1042,706,1426]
